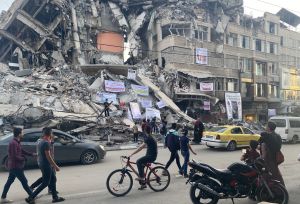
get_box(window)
[268,22,277,34]
[241,82,252,97]
[255,83,267,97]
[196,83,200,89]
[267,42,277,54]
[195,26,208,41]
[226,33,238,47]
[23,132,42,143]
[270,119,286,128]
[269,85,279,98]
[290,120,300,128]
[242,128,254,134]
[255,39,264,52]
[240,58,252,72]
[231,127,243,134]
[209,127,227,133]
[241,35,250,49]
[255,62,267,76]
[226,79,238,92]
[268,63,277,75]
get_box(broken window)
[194,26,208,41]
[255,83,268,97]
[268,22,277,34]
[241,35,250,49]
[162,24,192,39]
[255,61,267,76]
[239,58,252,73]
[226,33,238,47]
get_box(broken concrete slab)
[15,69,32,77]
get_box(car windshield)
[0,133,13,142]
[207,127,227,133]
[270,119,286,128]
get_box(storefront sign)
[139,99,152,108]
[131,84,149,96]
[146,108,161,120]
[195,48,208,65]
[95,92,118,104]
[203,101,210,110]
[105,80,125,93]
[225,92,242,121]
[156,100,166,109]
[130,102,142,119]
[200,82,214,92]
[127,69,137,80]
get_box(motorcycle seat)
[214,169,232,178]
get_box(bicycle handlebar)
[121,156,130,160]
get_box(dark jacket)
[165,129,180,151]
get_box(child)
[241,140,260,164]
[180,129,197,178]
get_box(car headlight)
[99,145,105,150]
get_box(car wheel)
[291,135,298,144]
[81,150,98,165]
[227,141,237,151]
[207,145,215,149]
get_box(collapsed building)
[1,0,300,138]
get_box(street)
[0,144,299,204]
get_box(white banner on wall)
[127,69,137,80]
[130,102,142,119]
[131,84,149,96]
[225,92,242,121]
[139,99,152,108]
[95,92,118,104]
[104,80,125,93]
[200,82,214,92]
[146,108,161,120]
[195,48,208,65]
[156,100,166,109]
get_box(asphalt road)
[0,144,299,204]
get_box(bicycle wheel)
[106,169,133,197]
[147,166,170,192]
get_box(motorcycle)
[186,158,288,204]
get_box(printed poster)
[127,69,137,80]
[131,84,149,96]
[139,99,152,108]
[104,80,125,93]
[146,108,161,120]
[95,92,118,105]
[195,48,208,65]
[156,100,166,109]
[203,101,210,111]
[130,102,142,119]
[200,82,214,92]
[225,92,242,121]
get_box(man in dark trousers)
[164,123,182,175]
[193,118,204,144]
[1,127,35,203]
[104,99,111,117]
[25,127,64,203]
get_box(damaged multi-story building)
[1,0,300,123]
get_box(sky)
[0,0,299,25]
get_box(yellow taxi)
[201,126,260,151]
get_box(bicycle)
[106,156,171,197]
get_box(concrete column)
[156,21,162,67]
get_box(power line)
[254,0,300,15]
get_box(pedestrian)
[180,129,197,178]
[128,126,157,190]
[193,118,204,144]
[241,140,260,164]
[104,99,111,117]
[259,121,285,186]
[133,122,139,143]
[1,127,35,204]
[151,117,157,134]
[141,119,147,133]
[159,117,167,143]
[164,123,182,175]
[25,127,65,203]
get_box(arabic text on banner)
[131,84,149,96]
[225,92,242,121]
[105,80,125,93]
[95,92,118,104]
[200,82,214,91]
[130,102,142,119]
[146,108,161,120]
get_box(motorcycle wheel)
[190,180,219,204]
[256,183,289,204]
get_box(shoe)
[25,198,35,204]
[178,170,183,176]
[52,197,65,203]
[48,190,59,195]
[138,184,147,190]
[184,174,189,178]
[0,198,13,203]
[135,177,145,182]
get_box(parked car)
[269,116,300,144]
[201,126,260,151]
[0,128,106,169]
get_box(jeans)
[180,150,190,176]
[30,166,58,199]
[165,150,181,171]
[136,156,155,178]
[133,133,138,142]
[104,109,109,117]
[1,169,32,198]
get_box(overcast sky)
[0,0,299,25]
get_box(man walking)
[193,118,204,144]
[164,123,182,175]
[1,127,35,204]
[132,122,139,143]
[104,99,111,117]
[25,127,64,203]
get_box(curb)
[105,143,164,151]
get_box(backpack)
[166,132,180,151]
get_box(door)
[52,132,81,163]
[241,127,256,146]
[230,127,244,146]
[22,132,42,166]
